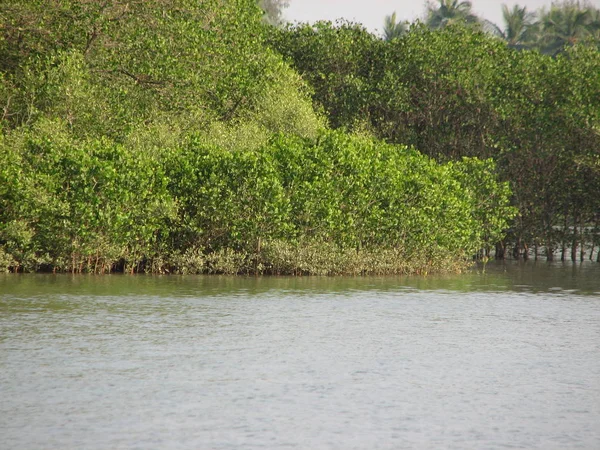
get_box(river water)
[1,261,599,449]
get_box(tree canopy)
[418,0,600,54]
[0,0,518,274]
[2,0,598,273]
[271,20,600,261]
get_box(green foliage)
[258,0,290,27]
[2,124,510,273]
[273,23,508,156]
[449,158,517,250]
[0,0,321,142]
[485,5,538,49]
[167,130,511,268]
[383,13,408,41]
[272,22,600,260]
[269,21,383,131]
[0,118,176,272]
[247,60,324,139]
[168,137,291,254]
[0,0,522,273]
[0,246,15,273]
[538,1,598,55]
[483,1,600,54]
[425,0,481,30]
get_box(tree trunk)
[513,240,520,259]
[571,222,578,262]
[495,241,505,259]
[561,214,568,261]
[546,244,554,261]
[579,217,585,262]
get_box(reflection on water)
[2,260,599,298]
[1,261,599,450]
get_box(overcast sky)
[284,0,600,36]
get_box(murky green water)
[1,261,599,449]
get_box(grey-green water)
[1,261,599,449]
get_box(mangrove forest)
[0,0,598,274]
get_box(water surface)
[1,261,599,449]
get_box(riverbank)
[0,240,472,276]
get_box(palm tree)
[587,7,600,40]
[425,0,480,30]
[258,0,290,26]
[485,4,537,49]
[383,12,408,41]
[539,1,592,55]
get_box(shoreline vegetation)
[1,1,598,274]
[0,128,512,275]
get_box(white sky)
[285,0,600,36]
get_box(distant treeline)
[0,0,596,274]
[384,0,600,56]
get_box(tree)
[425,0,481,30]
[271,21,600,261]
[259,0,289,26]
[383,12,408,41]
[268,21,382,130]
[486,4,537,49]
[538,1,593,55]
[0,0,324,273]
[0,0,321,145]
[589,8,600,40]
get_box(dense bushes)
[171,131,511,255]
[270,22,600,261]
[0,1,518,274]
[0,128,513,274]
[0,119,175,273]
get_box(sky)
[284,0,600,36]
